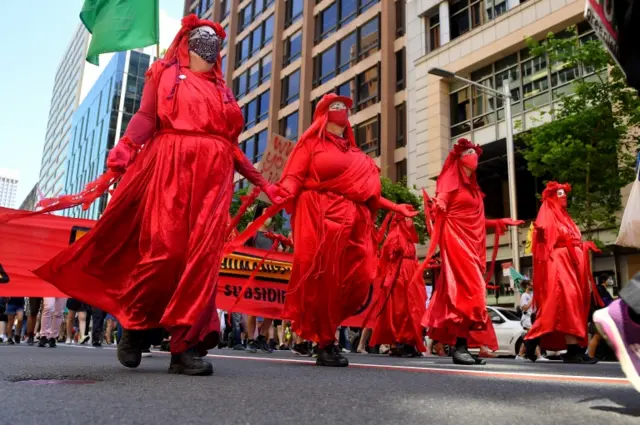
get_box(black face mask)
[188,28,221,63]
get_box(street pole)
[503,79,520,273]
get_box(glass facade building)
[63,51,151,220]
[184,0,408,190]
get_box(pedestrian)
[525,182,600,364]
[25,297,43,345]
[39,297,66,347]
[594,272,640,393]
[2,297,25,345]
[27,15,283,376]
[422,138,521,365]
[275,93,417,367]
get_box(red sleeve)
[232,144,269,189]
[279,141,312,197]
[122,75,158,145]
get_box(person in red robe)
[26,15,283,376]
[369,214,426,357]
[421,138,521,365]
[525,182,601,364]
[277,93,416,367]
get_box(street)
[0,344,638,425]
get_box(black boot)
[316,344,349,367]
[525,338,540,362]
[452,338,476,366]
[389,345,403,357]
[117,329,143,369]
[168,350,214,376]
[37,336,48,348]
[562,345,598,364]
[48,338,57,348]
[27,334,35,346]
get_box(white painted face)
[557,189,566,198]
[461,148,476,156]
[329,101,347,111]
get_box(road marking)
[54,345,630,386]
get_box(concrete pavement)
[0,344,638,425]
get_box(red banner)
[0,208,375,327]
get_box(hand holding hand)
[434,197,447,213]
[500,218,524,227]
[263,184,289,205]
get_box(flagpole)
[156,43,160,59]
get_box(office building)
[0,169,19,208]
[38,25,90,199]
[184,0,408,189]
[63,50,153,220]
[406,0,635,297]
[19,184,39,211]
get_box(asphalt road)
[0,344,638,425]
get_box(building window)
[314,0,380,45]
[285,0,304,28]
[427,13,440,52]
[239,4,253,32]
[233,55,271,98]
[396,102,406,148]
[356,65,379,111]
[449,0,508,42]
[221,0,230,19]
[222,24,229,48]
[221,55,228,74]
[192,0,212,19]
[358,16,379,59]
[396,48,405,91]
[312,16,380,88]
[242,90,270,131]
[235,16,274,67]
[448,27,598,140]
[396,159,407,183]
[256,129,268,161]
[395,0,405,37]
[260,55,272,83]
[281,69,301,106]
[316,2,338,42]
[280,111,299,141]
[248,62,261,91]
[283,30,302,65]
[355,115,380,157]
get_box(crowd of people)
[1,14,639,394]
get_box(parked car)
[467,306,524,357]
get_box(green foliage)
[229,187,286,234]
[379,177,427,244]
[521,27,640,236]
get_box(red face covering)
[460,153,479,171]
[557,189,568,208]
[328,110,350,128]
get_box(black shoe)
[168,350,214,376]
[5,337,15,345]
[37,336,48,348]
[472,355,487,365]
[14,335,20,344]
[27,335,35,346]
[291,343,310,356]
[316,345,349,367]
[525,338,539,363]
[80,335,90,345]
[452,348,476,365]
[256,336,273,353]
[48,338,57,348]
[389,346,403,357]
[117,329,143,368]
[562,352,599,364]
[245,340,258,354]
[92,341,102,348]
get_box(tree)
[521,27,640,239]
[379,177,427,244]
[229,187,285,233]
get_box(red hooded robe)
[28,15,271,354]
[369,214,427,352]
[526,182,600,350]
[421,139,498,350]
[278,93,382,347]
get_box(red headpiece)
[542,181,571,200]
[149,14,226,81]
[436,138,482,195]
[295,93,357,149]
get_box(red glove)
[500,218,524,227]
[107,137,139,172]
[397,203,419,218]
[262,184,288,205]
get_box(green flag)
[80,0,159,65]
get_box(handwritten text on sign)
[255,133,296,203]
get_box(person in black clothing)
[3,298,25,345]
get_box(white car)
[470,306,525,357]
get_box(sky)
[0,0,184,205]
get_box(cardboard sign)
[524,222,534,255]
[253,133,296,203]
[584,0,623,69]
